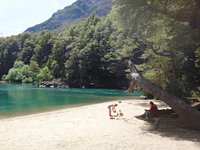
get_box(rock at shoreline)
[38,81,68,88]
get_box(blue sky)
[0,0,76,36]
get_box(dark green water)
[0,83,142,117]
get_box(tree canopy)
[113,0,200,97]
[113,0,200,130]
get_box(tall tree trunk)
[127,60,200,130]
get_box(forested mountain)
[25,0,112,32]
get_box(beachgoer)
[118,110,123,117]
[116,110,128,122]
[142,101,159,119]
[146,101,159,117]
[107,103,118,118]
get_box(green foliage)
[0,37,20,78]
[113,0,200,97]
[0,13,140,88]
[29,60,40,81]
[4,61,32,83]
[36,66,52,82]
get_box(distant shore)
[0,99,199,150]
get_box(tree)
[127,60,200,130]
[29,60,40,81]
[51,40,67,78]
[113,0,200,96]
[0,37,20,78]
[36,66,52,81]
[32,31,53,67]
[113,0,200,129]
[4,61,32,82]
[20,38,35,64]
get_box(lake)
[0,83,143,117]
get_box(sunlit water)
[0,83,143,117]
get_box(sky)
[0,0,76,36]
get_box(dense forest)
[0,15,136,89]
[1,0,200,99]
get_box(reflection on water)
[0,83,143,117]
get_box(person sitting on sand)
[142,101,159,119]
[107,103,118,118]
[115,110,128,122]
[116,110,124,119]
[146,101,159,118]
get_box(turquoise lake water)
[0,83,143,117]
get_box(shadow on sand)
[135,113,200,143]
[132,100,200,144]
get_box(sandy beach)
[0,99,199,150]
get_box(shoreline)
[0,96,140,119]
[0,99,199,150]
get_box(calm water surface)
[0,83,142,117]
